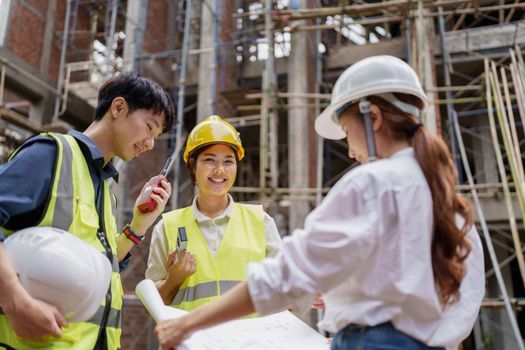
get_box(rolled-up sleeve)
[247,173,380,316]
[0,138,55,234]
[118,253,132,271]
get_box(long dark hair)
[366,94,473,305]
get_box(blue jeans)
[331,322,445,350]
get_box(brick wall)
[6,1,91,83]
[6,1,46,69]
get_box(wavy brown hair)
[357,94,473,305]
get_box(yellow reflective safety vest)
[162,204,266,311]
[0,133,123,350]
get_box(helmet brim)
[186,141,242,163]
[315,84,429,140]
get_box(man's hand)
[3,288,67,340]
[0,244,66,340]
[131,177,172,235]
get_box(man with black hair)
[0,72,175,349]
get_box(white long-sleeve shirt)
[146,194,283,282]
[247,147,485,349]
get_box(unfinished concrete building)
[1,0,525,348]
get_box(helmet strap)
[359,98,378,162]
[376,92,420,118]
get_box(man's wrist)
[0,281,27,313]
[129,221,145,237]
[123,224,144,244]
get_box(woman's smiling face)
[194,144,237,197]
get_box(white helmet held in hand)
[4,226,112,322]
[315,55,429,140]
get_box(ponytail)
[412,127,473,305]
[368,94,473,305]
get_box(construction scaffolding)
[1,0,525,348]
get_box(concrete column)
[40,0,57,80]
[196,0,216,120]
[123,0,142,72]
[287,0,316,231]
[413,7,440,134]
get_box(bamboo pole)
[246,92,332,100]
[428,85,482,92]
[490,64,525,204]
[500,67,525,189]
[0,107,43,133]
[287,15,405,32]
[485,58,525,289]
[490,61,525,209]
[233,1,523,20]
[509,49,525,138]
[512,46,525,134]
[482,298,525,308]
[456,182,514,191]
[515,45,525,80]
[230,186,330,194]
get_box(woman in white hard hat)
[155,56,485,350]
[146,115,282,311]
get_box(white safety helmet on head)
[4,226,112,322]
[315,55,429,140]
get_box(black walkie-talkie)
[177,227,188,252]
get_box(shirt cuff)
[247,261,313,317]
[119,252,132,272]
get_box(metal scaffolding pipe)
[172,0,192,208]
[438,6,463,180]
[53,0,73,123]
[105,0,119,77]
[209,0,218,115]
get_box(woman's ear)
[370,104,383,132]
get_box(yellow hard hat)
[183,115,245,163]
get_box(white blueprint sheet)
[135,279,330,350]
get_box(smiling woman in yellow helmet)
[146,115,282,310]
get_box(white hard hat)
[315,55,429,140]
[4,227,112,322]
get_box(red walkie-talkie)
[136,136,185,213]
[136,157,173,213]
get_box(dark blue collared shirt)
[0,130,131,270]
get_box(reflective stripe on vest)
[0,133,123,350]
[47,133,73,229]
[162,204,266,311]
[88,306,121,329]
[172,280,242,305]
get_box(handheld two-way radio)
[176,227,188,252]
[136,157,173,213]
[137,137,186,213]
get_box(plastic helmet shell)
[315,55,429,140]
[183,115,244,163]
[4,226,112,322]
